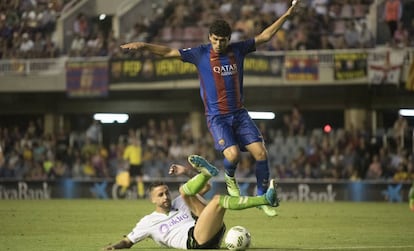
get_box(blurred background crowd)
[1,0,413,59]
[0,107,413,182]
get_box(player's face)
[151,185,171,211]
[209,34,230,53]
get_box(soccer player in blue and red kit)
[121,1,299,217]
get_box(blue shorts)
[207,109,264,152]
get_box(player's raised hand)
[286,0,300,15]
[291,0,300,7]
[120,42,145,50]
[168,164,188,176]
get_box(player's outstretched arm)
[169,163,197,177]
[254,0,300,46]
[120,42,180,58]
[102,237,133,250]
[169,163,212,196]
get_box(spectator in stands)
[354,136,371,179]
[318,151,335,179]
[334,35,348,49]
[383,0,402,40]
[341,143,357,179]
[353,0,368,19]
[73,12,89,38]
[388,147,406,178]
[86,119,102,145]
[21,4,39,33]
[343,21,359,48]
[91,146,109,178]
[167,0,191,29]
[43,153,56,179]
[125,22,148,43]
[260,0,276,15]
[319,34,334,49]
[43,34,59,57]
[240,0,255,11]
[358,21,374,48]
[291,25,311,50]
[26,160,47,180]
[168,138,184,161]
[284,104,305,136]
[265,31,288,51]
[312,0,329,18]
[85,32,105,56]
[330,146,344,179]
[0,14,15,42]
[218,0,234,16]
[81,137,98,161]
[233,7,256,38]
[32,31,45,58]
[316,9,332,36]
[393,161,409,181]
[393,21,409,47]
[393,114,408,149]
[19,32,34,58]
[340,0,353,19]
[69,33,85,57]
[38,3,57,34]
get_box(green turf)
[0,200,413,251]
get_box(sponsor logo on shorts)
[218,139,225,146]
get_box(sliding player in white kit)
[102,155,279,250]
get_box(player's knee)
[224,147,240,163]
[252,148,268,161]
[211,194,222,207]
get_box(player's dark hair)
[148,181,166,192]
[209,19,232,38]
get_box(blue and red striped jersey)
[179,39,256,116]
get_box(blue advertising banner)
[0,179,411,202]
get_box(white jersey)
[126,196,195,249]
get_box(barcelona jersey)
[179,39,256,116]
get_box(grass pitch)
[0,200,413,251]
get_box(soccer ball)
[224,226,251,251]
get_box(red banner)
[285,54,319,81]
[66,60,108,97]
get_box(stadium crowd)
[1,0,414,59]
[0,113,413,182]
[0,0,74,59]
